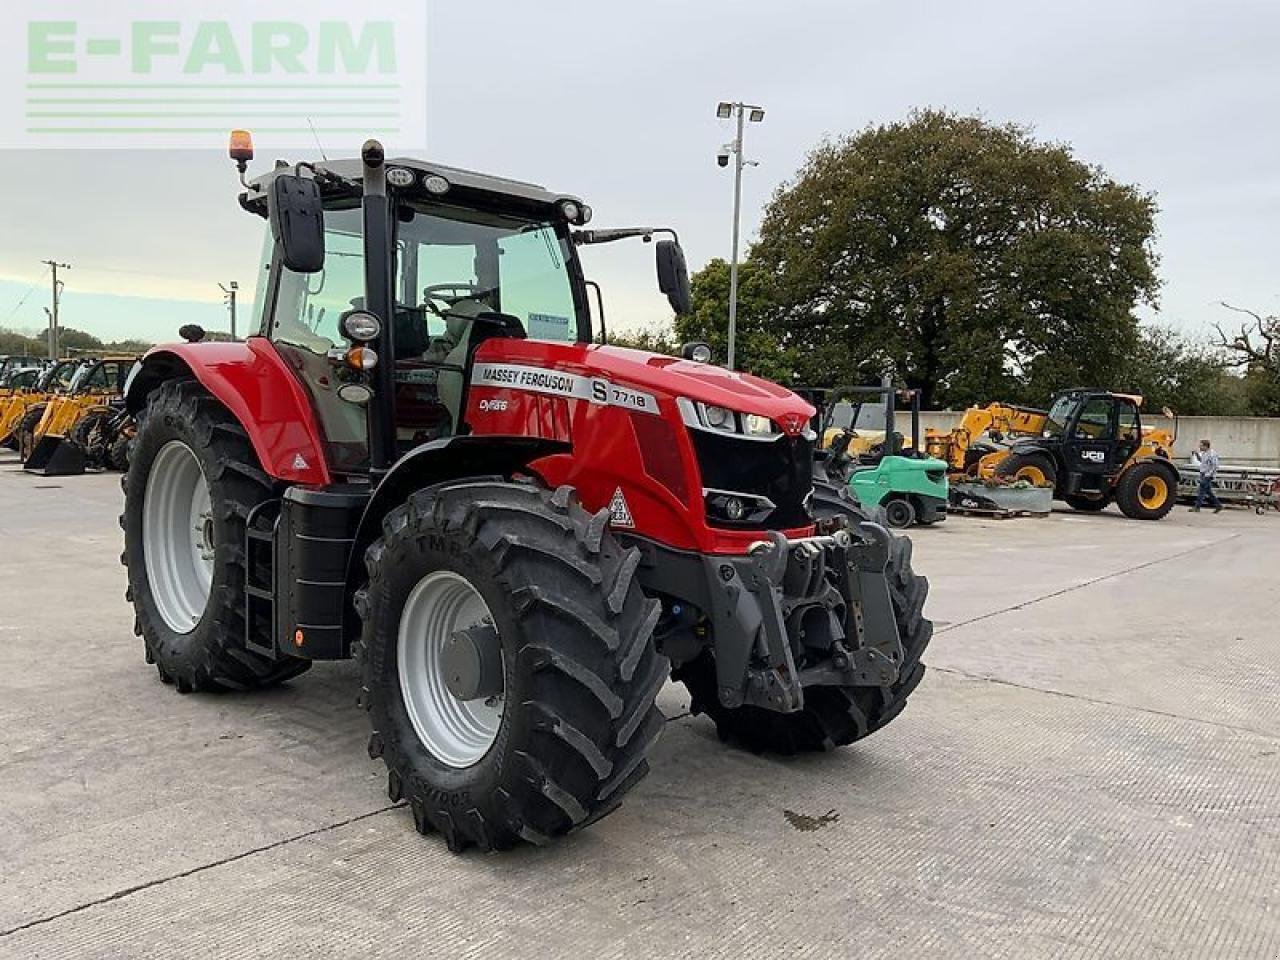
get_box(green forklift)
[809,379,949,529]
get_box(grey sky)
[1,0,1277,345]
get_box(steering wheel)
[422,283,483,316]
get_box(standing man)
[1189,439,1223,513]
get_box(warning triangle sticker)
[607,487,634,527]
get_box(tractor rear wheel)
[994,450,1057,488]
[357,481,668,852]
[675,480,932,754]
[1114,460,1176,520]
[16,404,46,462]
[121,379,310,692]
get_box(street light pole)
[716,101,765,371]
[727,107,746,372]
[41,260,70,360]
[219,281,239,341]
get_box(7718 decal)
[472,363,659,415]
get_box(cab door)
[1063,395,1120,487]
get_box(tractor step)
[243,487,369,662]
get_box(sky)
[1,0,1278,348]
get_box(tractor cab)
[242,151,689,477]
[0,356,43,383]
[1,367,40,393]
[1037,389,1147,481]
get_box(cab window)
[273,207,365,354]
[1071,398,1115,440]
[269,206,369,473]
[1042,395,1075,438]
[1116,400,1140,442]
[81,361,130,392]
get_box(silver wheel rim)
[143,441,214,634]
[398,570,504,768]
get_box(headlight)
[703,405,734,430]
[423,174,451,195]
[341,310,382,342]
[677,398,780,440]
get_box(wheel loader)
[925,389,1179,520]
[23,356,136,475]
[1,358,81,452]
[119,131,934,853]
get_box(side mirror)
[655,239,692,316]
[268,173,325,274]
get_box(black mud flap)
[23,437,86,476]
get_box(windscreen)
[1042,395,1076,438]
[397,203,582,344]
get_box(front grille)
[688,429,814,529]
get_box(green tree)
[1121,325,1249,416]
[739,109,1159,407]
[605,326,679,355]
[674,258,798,384]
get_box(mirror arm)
[574,226,680,246]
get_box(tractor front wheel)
[1114,461,1176,520]
[357,481,668,852]
[121,379,310,691]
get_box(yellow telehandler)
[924,388,1179,520]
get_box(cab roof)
[242,157,582,214]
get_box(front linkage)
[633,519,903,714]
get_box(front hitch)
[702,523,903,712]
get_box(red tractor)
[121,133,932,852]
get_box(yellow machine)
[925,389,1179,520]
[23,357,136,475]
[0,359,81,451]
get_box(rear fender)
[340,435,570,647]
[126,339,329,485]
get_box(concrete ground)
[1,449,1277,959]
